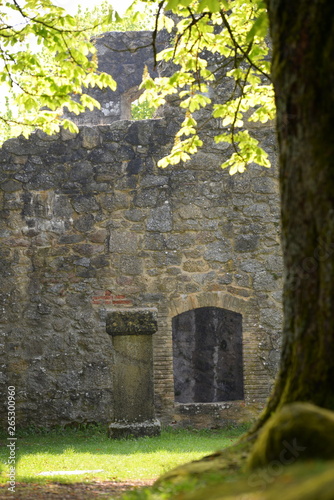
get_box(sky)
[54,0,135,15]
[5,0,137,28]
[0,0,138,99]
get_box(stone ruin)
[0,30,283,430]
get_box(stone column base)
[108,419,161,439]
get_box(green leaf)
[246,10,269,42]
[165,0,193,10]
[197,0,222,13]
[61,119,79,134]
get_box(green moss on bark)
[248,402,334,470]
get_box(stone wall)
[0,31,283,429]
[66,31,167,125]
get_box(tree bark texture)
[263,0,334,417]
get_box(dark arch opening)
[172,306,244,403]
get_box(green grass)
[0,425,248,485]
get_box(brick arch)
[168,291,250,318]
[153,291,264,423]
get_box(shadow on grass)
[0,424,250,484]
[0,424,249,458]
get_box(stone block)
[204,240,232,262]
[106,309,158,336]
[1,180,22,192]
[119,255,142,275]
[108,419,161,439]
[107,309,160,438]
[146,204,173,232]
[109,230,139,254]
[73,214,95,232]
[179,204,202,219]
[81,127,101,149]
[183,260,209,272]
[144,233,166,250]
[235,235,259,252]
[72,195,100,213]
[133,188,159,208]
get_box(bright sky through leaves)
[54,0,134,15]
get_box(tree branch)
[220,9,271,82]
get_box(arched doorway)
[172,307,244,403]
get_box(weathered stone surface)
[118,255,143,275]
[111,335,155,421]
[147,204,173,232]
[204,241,232,263]
[106,309,158,336]
[1,179,22,192]
[0,30,283,430]
[235,235,259,252]
[109,419,161,439]
[108,309,161,438]
[81,127,101,149]
[109,231,139,254]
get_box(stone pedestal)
[106,309,161,438]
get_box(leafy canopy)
[75,0,156,33]
[140,0,274,174]
[0,0,154,142]
[0,0,274,174]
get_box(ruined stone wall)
[0,31,283,429]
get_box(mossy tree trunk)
[258,0,334,425]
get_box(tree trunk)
[259,0,334,424]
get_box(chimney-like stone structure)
[106,308,161,438]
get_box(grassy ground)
[0,425,248,485]
[119,403,334,500]
[112,434,334,500]
[2,421,332,499]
